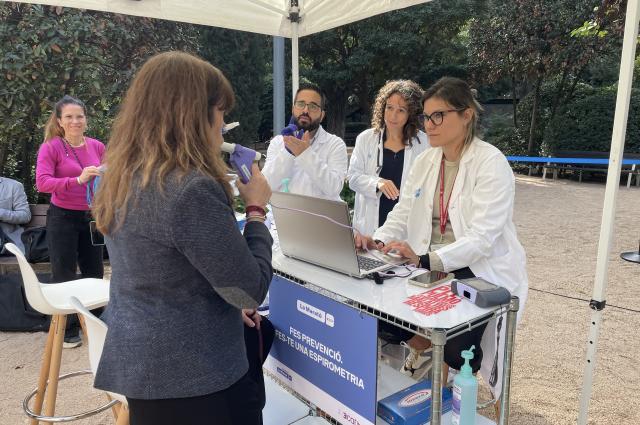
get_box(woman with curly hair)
[347,80,429,236]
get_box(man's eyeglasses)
[418,108,466,127]
[293,100,322,113]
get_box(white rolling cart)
[266,249,519,425]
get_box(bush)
[481,113,528,156]
[341,181,355,211]
[544,86,640,153]
[515,79,598,155]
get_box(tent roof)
[12,0,431,37]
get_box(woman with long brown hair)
[36,95,105,348]
[92,51,273,425]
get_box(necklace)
[63,136,85,148]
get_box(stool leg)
[115,404,129,425]
[78,313,88,345]
[42,314,67,424]
[29,317,57,425]
[106,393,120,420]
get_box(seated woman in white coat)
[347,79,429,237]
[355,77,528,400]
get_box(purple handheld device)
[281,117,304,154]
[220,122,261,183]
[221,142,261,184]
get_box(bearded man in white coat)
[262,83,348,201]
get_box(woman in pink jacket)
[36,95,105,348]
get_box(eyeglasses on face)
[418,108,465,127]
[293,100,322,113]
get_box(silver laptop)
[270,191,406,278]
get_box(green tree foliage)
[544,86,640,153]
[0,3,198,200]
[481,113,528,156]
[469,0,624,155]
[199,28,270,146]
[299,0,483,138]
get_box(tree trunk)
[20,135,32,194]
[549,66,569,122]
[527,76,543,156]
[511,74,518,127]
[0,142,8,176]
[325,87,348,139]
[20,101,41,201]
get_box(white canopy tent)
[8,0,431,97]
[6,0,640,423]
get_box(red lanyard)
[439,158,457,237]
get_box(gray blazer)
[94,171,273,399]
[0,177,31,253]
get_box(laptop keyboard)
[357,255,387,272]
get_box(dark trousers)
[127,317,276,425]
[46,203,103,337]
[128,373,263,425]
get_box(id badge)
[89,221,105,246]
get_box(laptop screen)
[270,191,361,276]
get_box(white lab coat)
[347,128,429,235]
[373,138,528,399]
[262,126,348,201]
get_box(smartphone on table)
[408,270,454,289]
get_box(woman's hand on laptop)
[381,241,419,266]
[354,233,383,251]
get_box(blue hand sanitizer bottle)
[451,345,477,425]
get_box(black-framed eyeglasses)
[293,100,322,113]
[418,108,465,127]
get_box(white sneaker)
[399,342,432,379]
[63,335,82,349]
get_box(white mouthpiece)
[221,142,236,154]
[223,122,240,132]
[221,142,262,161]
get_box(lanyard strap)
[61,137,86,169]
[439,158,458,236]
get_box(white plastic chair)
[3,243,111,423]
[70,296,129,425]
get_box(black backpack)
[0,273,50,332]
[21,227,49,263]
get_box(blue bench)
[506,155,640,186]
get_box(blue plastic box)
[377,380,452,425]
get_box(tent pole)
[288,0,300,100]
[292,22,299,98]
[273,36,286,135]
[577,1,640,423]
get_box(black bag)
[0,273,50,331]
[21,227,49,263]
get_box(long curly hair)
[93,51,235,234]
[370,80,424,146]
